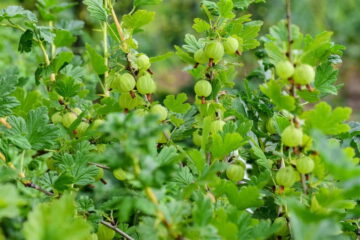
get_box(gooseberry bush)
[0,0,359,239]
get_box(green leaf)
[238,21,263,50]
[23,195,92,240]
[122,10,155,30]
[12,88,43,117]
[0,74,20,117]
[210,132,244,159]
[150,52,174,63]
[302,102,351,135]
[6,107,59,150]
[0,184,25,219]
[192,18,211,33]
[54,29,77,47]
[134,0,163,6]
[217,0,235,19]
[183,34,204,53]
[55,76,81,98]
[50,51,74,73]
[314,63,340,97]
[83,0,107,22]
[86,44,107,75]
[260,80,295,111]
[164,93,191,114]
[18,29,33,53]
[0,6,37,22]
[236,186,263,209]
[175,45,196,64]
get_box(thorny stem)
[285,0,293,61]
[100,220,134,240]
[22,180,53,196]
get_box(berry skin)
[97,223,115,240]
[226,164,245,182]
[194,48,208,64]
[276,167,297,187]
[113,168,127,181]
[150,104,168,121]
[136,74,156,95]
[62,112,77,128]
[192,131,202,146]
[119,92,143,110]
[223,36,239,54]
[111,73,136,92]
[204,41,224,62]
[274,217,289,236]
[210,120,225,135]
[75,122,89,135]
[158,130,170,143]
[275,61,294,79]
[51,112,63,124]
[281,125,303,147]
[296,156,315,174]
[136,54,151,70]
[72,108,82,115]
[194,80,212,97]
[92,119,105,129]
[266,118,277,135]
[293,64,315,85]
[94,168,104,181]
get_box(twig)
[301,174,308,194]
[285,0,293,61]
[22,181,53,196]
[100,220,134,240]
[88,162,111,170]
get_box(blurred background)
[1,0,360,118]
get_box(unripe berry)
[150,104,168,121]
[293,64,315,85]
[136,54,151,70]
[76,122,89,135]
[275,61,294,79]
[136,74,156,95]
[194,80,212,97]
[62,112,77,128]
[274,217,289,236]
[281,125,303,147]
[97,223,115,240]
[192,131,202,146]
[210,120,225,135]
[134,109,148,116]
[113,168,127,181]
[94,168,104,181]
[223,36,239,54]
[158,130,170,143]
[276,167,297,187]
[226,164,245,182]
[92,119,105,129]
[119,92,142,110]
[204,41,224,62]
[111,73,136,92]
[51,112,63,124]
[266,118,277,135]
[194,48,208,64]
[296,156,315,174]
[72,108,82,115]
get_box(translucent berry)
[194,48,208,64]
[150,104,168,121]
[276,167,297,187]
[281,125,303,147]
[223,36,239,54]
[136,74,156,95]
[194,80,212,97]
[296,156,315,174]
[136,54,151,70]
[293,64,315,85]
[275,61,294,79]
[226,164,245,182]
[62,112,77,128]
[111,73,136,92]
[204,41,224,62]
[210,120,225,135]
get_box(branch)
[22,181,53,196]
[100,220,134,240]
[285,0,293,61]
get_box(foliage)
[0,0,359,240]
